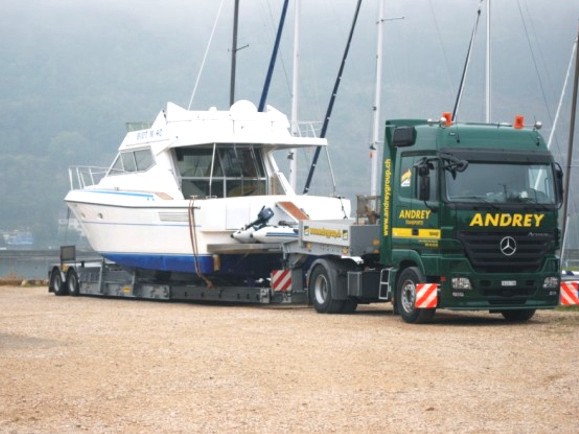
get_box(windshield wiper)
[439,153,468,179]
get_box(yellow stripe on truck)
[392,228,441,240]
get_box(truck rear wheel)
[66,269,80,296]
[309,263,344,314]
[396,267,435,324]
[501,309,536,322]
[49,268,66,296]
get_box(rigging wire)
[520,1,557,106]
[515,0,559,153]
[427,0,455,101]
[452,0,484,120]
[187,0,226,110]
[547,39,577,151]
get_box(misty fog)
[0,0,577,248]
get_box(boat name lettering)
[469,213,545,228]
[136,129,164,141]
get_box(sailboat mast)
[289,0,301,190]
[258,0,290,112]
[230,0,240,107]
[561,24,579,247]
[303,0,363,194]
[370,0,385,197]
[485,0,491,122]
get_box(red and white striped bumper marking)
[416,283,438,309]
[560,281,579,306]
[271,269,292,292]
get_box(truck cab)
[383,116,562,322]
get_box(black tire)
[49,268,66,296]
[66,269,80,296]
[395,266,436,324]
[341,300,358,314]
[501,309,536,322]
[309,263,344,314]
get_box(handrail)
[68,166,108,190]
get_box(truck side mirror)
[418,173,431,201]
[392,126,416,147]
[416,162,431,201]
[555,163,564,206]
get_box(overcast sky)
[0,0,578,244]
[5,1,576,113]
[1,1,578,181]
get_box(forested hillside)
[0,0,576,248]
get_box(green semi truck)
[285,114,563,323]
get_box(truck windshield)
[445,162,556,205]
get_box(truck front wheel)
[501,309,536,322]
[309,263,344,314]
[396,267,435,324]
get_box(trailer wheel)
[501,309,536,322]
[396,267,435,324]
[66,269,80,296]
[49,268,66,296]
[309,263,344,314]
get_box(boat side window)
[107,148,154,175]
[121,152,137,172]
[134,149,154,171]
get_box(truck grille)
[457,230,555,273]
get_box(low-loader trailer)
[50,115,564,323]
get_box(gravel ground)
[1,285,578,433]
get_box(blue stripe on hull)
[103,252,282,277]
[104,253,214,273]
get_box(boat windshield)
[176,144,267,198]
[445,162,557,205]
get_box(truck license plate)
[501,280,517,287]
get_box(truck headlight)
[542,277,559,289]
[452,277,472,290]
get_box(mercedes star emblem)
[500,236,517,256]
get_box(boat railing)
[68,166,108,190]
[292,121,323,138]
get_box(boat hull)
[65,189,350,274]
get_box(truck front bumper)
[437,256,560,310]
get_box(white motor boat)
[65,100,350,277]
